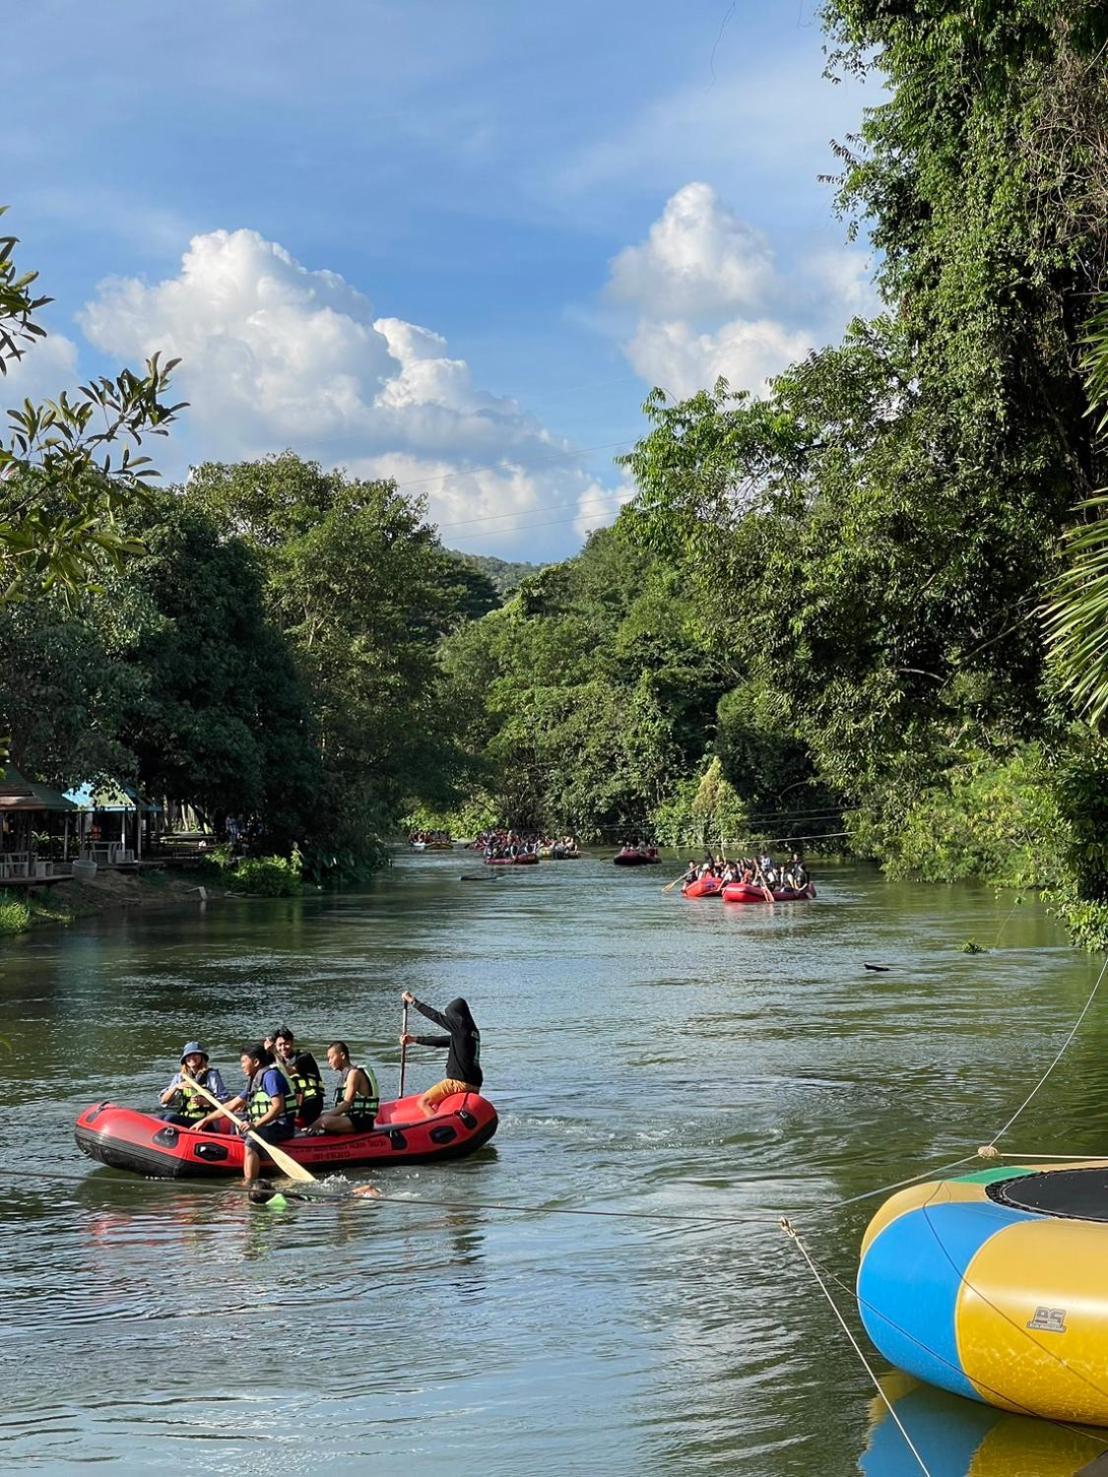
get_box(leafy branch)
[0,207,186,601]
[1043,301,1108,725]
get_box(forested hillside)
[450,552,545,599]
[437,0,1108,943]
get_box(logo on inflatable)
[1027,1306,1067,1333]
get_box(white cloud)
[572,475,637,543]
[608,183,774,319]
[605,185,876,402]
[78,228,611,557]
[808,249,882,319]
[0,330,79,410]
[626,318,813,402]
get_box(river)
[1,854,1106,1475]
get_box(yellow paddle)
[181,1071,317,1185]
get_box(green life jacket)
[174,1069,214,1124]
[247,1068,294,1126]
[334,1063,379,1121]
[286,1058,324,1107]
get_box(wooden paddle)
[181,1072,317,1185]
[661,871,689,894]
[399,1002,409,1097]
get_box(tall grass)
[0,891,32,936]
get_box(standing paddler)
[400,991,483,1116]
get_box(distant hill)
[450,552,546,598]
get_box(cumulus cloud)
[78,228,608,556]
[626,318,813,403]
[606,184,876,402]
[808,249,882,319]
[572,475,637,543]
[608,182,775,319]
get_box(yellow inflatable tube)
[857,1159,1108,1426]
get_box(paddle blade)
[252,1133,317,1184]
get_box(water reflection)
[6,857,1108,1471]
[859,1372,1108,1476]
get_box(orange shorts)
[421,1078,476,1109]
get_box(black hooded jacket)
[410,997,482,1089]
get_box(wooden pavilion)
[0,764,79,879]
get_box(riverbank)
[0,867,229,939]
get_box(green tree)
[442,527,727,836]
[0,592,136,784]
[185,454,480,867]
[106,496,321,846]
[0,209,183,601]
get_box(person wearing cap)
[158,1043,230,1128]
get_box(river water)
[2,855,1107,1475]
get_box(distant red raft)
[74,1090,498,1179]
[484,853,539,865]
[613,849,660,866]
[682,876,723,898]
[722,881,817,905]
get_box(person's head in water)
[248,1180,303,1207]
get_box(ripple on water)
[0,859,1100,1473]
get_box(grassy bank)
[0,869,229,941]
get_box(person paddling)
[400,992,482,1116]
[158,1043,229,1128]
[194,1043,296,1181]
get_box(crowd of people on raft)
[680,851,810,892]
[616,839,659,858]
[156,992,482,1180]
[475,828,581,859]
[409,828,453,847]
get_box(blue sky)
[6,0,876,560]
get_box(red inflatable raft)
[613,849,660,866]
[682,876,723,898]
[484,852,539,866]
[721,881,816,904]
[74,1090,498,1179]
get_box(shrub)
[653,757,748,849]
[0,891,32,936]
[855,747,1067,889]
[229,853,303,897]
